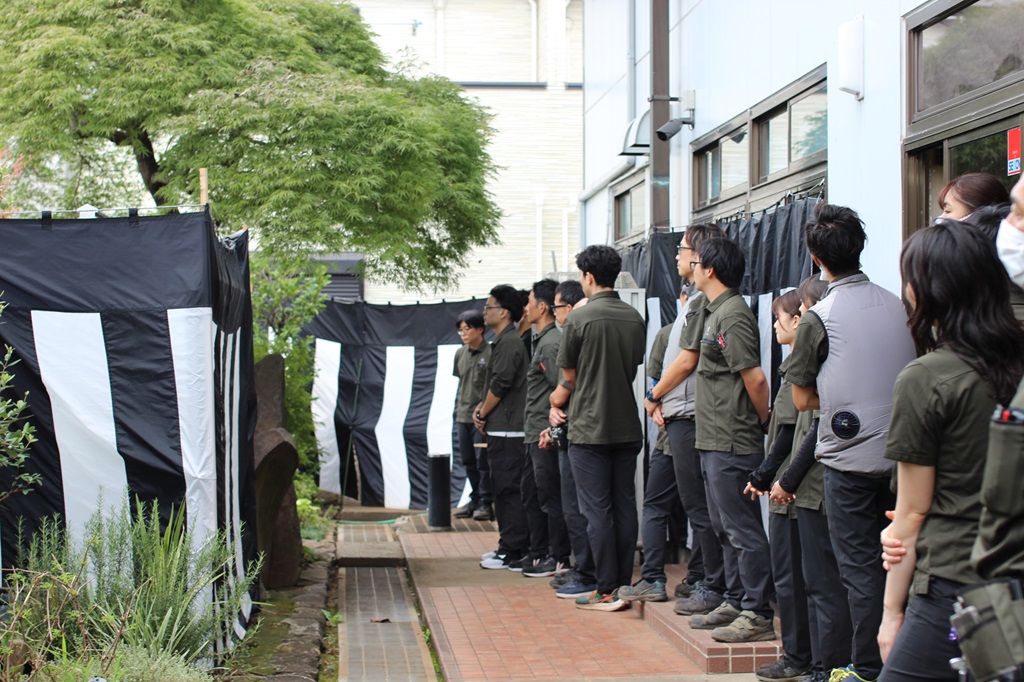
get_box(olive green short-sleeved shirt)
[973,374,1024,579]
[557,290,646,445]
[482,324,529,432]
[525,323,562,443]
[783,312,828,388]
[768,357,799,516]
[694,289,764,454]
[679,291,708,352]
[453,342,491,423]
[648,324,673,454]
[793,409,824,512]
[885,347,996,593]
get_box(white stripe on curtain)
[645,297,662,356]
[312,339,343,495]
[376,346,415,509]
[167,307,218,627]
[227,332,250,630]
[32,310,127,546]
[426,344,467,507]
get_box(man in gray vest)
[785,203,915,682]
[557,245,646,611]
[644,224,729,616]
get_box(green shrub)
[3,497,261,676]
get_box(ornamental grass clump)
[0,499,259,680]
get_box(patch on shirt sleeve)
[716,332,727,350]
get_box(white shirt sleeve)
[997,218,1024,289]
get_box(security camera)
[656,119,684,141]
[656,115,694,141]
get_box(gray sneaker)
[756,658,811,681]
[674,585,724,615]
[688,601,740,630]
[616,579,668,602]
[711,610,776,642]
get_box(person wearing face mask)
[936,172,1009,221]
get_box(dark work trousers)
[701,449,774,619]
[796,506,852,671]
[486,435,529,555]
[667,419,720,591]
[528,442,571,561]
[877,577,963,682]
[569,441,642,594]
[456,422,491,506]
[823,467,896,681]
[559,446,595,583]
[639,447,686,584]
[770,512,813,671]
[521,447,548,558]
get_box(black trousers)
[559,446,595,583]
[521,447,548,558]
[456,421,491,506]
[486,435,529,555]
[771,512,813,670]
[824,467,896,680]
[796,505,852,671]
[701,449,773,618]
[569,441,641,594]
[528,442,571,561]
[666,419,721,593]
[878,577,964,682]
[640,448,687,584]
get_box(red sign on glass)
[1010,127,1022,177]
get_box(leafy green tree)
[0,0,501,291]
[250,252,329,472]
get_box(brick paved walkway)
[400,529,711,681]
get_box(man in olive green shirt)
[475,285,530,570]
[453,310,492,519]
[688,237,774,643]
[556,245,646,611]
[520,279,570,576]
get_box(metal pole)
[650,0,670,229]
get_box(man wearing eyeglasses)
[476,285,531,570]
[453,310,493,521]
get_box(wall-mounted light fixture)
[838,15,865,100]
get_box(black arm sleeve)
[748,424,795,490]
[778,418,819,493]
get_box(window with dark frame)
[614,180,646,241]
[903,0,1024,238]
[692,65,827,220]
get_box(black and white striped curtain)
[306,299,485,509]
[0,209,258,639]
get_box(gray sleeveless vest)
[661,290,699,419]
[812,274,915,476]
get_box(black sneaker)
[674,579,700,598]
[756,658,810,681]
[507,554,535,572]
[453,503,477,519]
[472,504,494,521]
[523,556,567,578]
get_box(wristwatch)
[645,387,661,404]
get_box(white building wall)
[583,0,932,296]
[356,0,583,303]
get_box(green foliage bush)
[1,498,260,680]
[250,252,328,474]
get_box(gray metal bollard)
[427,452,452,531]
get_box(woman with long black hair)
[877,220,1024,681]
